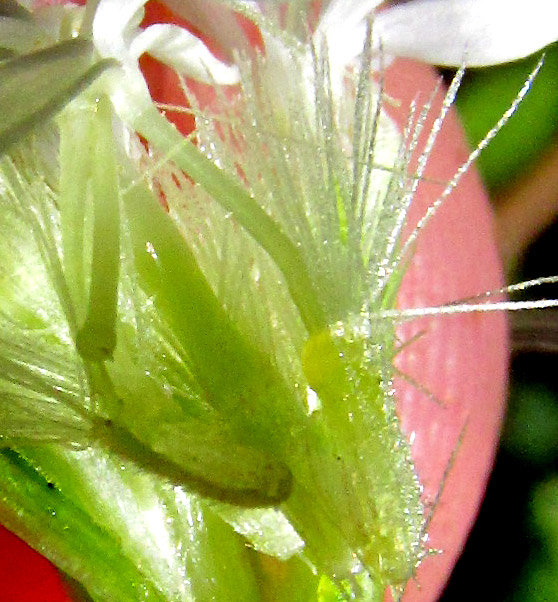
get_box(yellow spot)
[301,330,345,394]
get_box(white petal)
[161,0,249,61]
[133,23,240,85]
[318,0,384,35]
[92,0,147,65]
[315,0,384,70]
[374,0,558,67]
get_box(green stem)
[76,96,120,361]
[59,102,94,322]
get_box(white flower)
[209,0,557,129]
[90,0,239,129]
[92,0,239,84]
[319,0,558,68]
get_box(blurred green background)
[438,44,558,602]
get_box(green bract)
[0,2,431,601]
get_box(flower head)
[0,1,552,602]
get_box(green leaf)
[0,38,116,154]
[122,179,276,406]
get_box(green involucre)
[0,4,429,601]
